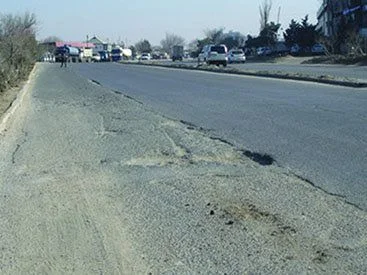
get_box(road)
[1,63,366,273]
[73,63,367,210]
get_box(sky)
[2,0,321,46]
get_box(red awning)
[56,41,95,48]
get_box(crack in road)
[11,130,28,164]
[89,79,102,86]
[292,173,364,212]
[11,144,21,164]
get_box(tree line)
[131,0,365,57]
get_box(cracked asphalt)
[0,63,367,274]
[74,63,367,211]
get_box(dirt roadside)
[0,64,37,127]
[0,86,23,119]
[0,63,366,274]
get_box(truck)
[171,45,184,61]
[98,51,110,62]
[54,46,80,63]
[111,47,132,62]
[79,47,93,62]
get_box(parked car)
[151,51,161,60]
[311,43,326,55]
[227,49,246,63]
[198,44,228,66]
[140,53,151,61]
[92,53,101,62]
[290,44,301,56]
[40,52,55,62]
[274,42,290,56]
[257,47,272,56]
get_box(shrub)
[0,12,38,93]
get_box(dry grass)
[302,55,367,65]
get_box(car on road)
[140,53,151,61]
[257,47,272,56]
[198,44,228,67]
[92,53,101,62]
[227,49,246,63]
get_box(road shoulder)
[0,64,38,135]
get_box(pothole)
[240,150,275,166]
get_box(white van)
[198,44,228,66]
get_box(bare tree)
[0,12,38,92]
[204,27,225,44]
[135,39,152,53]
[160,33,185,54]
[259,0,272,31]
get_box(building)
[88,36,112,54]
[317,0,367,37]
[317,1,332,36]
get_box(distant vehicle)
[92,53,101,62]
[227,49,246,63]
[79,47,93,62]
[99,51,110,62]
[111,48,132,61]
[161,52,169,59]
[40,52,54,62]
[311,43,326,55]
[140,53,151,61]
[274,42,289,56]
[54,46,80,63]
[151,52,169,59]
[111,47,124,62]
[290,44,301,56]
[122,48,132,59]
[151,51,161,59]
[198,44,228,66]
[257,47,272,56]
[171,45,184,61]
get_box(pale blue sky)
[2,0,321,46]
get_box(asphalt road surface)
[1,63,366,273]
[73,63,367,210]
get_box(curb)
[0,64,38,135]
[120,62,367,88]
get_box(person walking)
[60,47,68,68]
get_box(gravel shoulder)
[0,63,366,273]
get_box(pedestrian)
[60,47,68,68]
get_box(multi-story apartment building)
[317,0,367,37]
